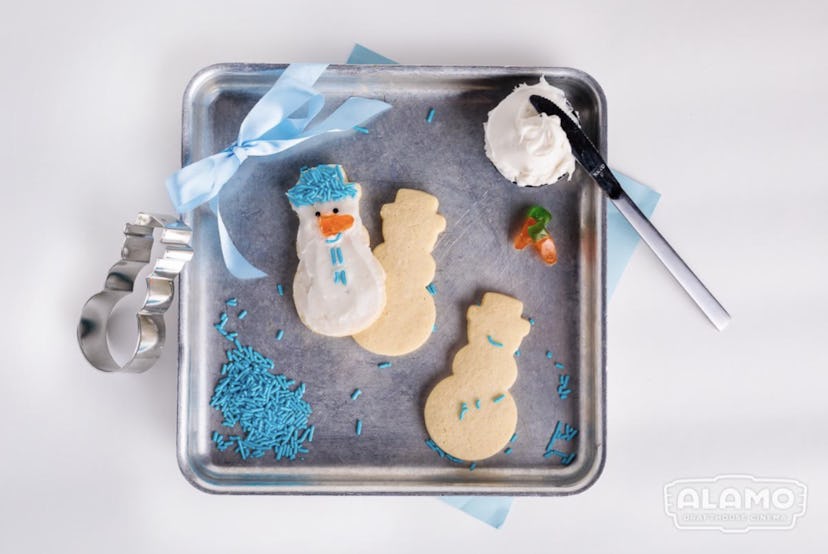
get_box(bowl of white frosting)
[483,77,578,187]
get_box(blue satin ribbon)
[166,63,392,279]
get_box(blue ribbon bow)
[166,63,392,278]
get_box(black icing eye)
[315,211,321,217]
[333,208,339,214]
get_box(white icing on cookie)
[288,167,386,337]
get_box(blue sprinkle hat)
[286,165,358,208]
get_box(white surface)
[2,0,827,551]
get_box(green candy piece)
[526,205,552,242]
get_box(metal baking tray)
[177,64,606,495]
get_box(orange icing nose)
[319,213,354,237]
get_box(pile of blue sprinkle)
[210,326,313,461]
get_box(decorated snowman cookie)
[286,165,386,337]
[353,189,446,356]
[424,292,531,461]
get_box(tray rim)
[175,63,608,496]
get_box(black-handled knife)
[529,94,731,330]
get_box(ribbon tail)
[303,96,392,135]
[210,199,267,279]
[242,96,392,159]
[244,96,391,157]
[238,64,329,142]
[279,63,328,87]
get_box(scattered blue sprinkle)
[459,402,468,421]
[377,361,392,369]
[544,449,576,465]
[557,374,571,399]
[474,399,481,410]
[351,389,362,400]
[493,393,506,404]
[238,310,248,320]
[504,447,513,455]
[298,427,312,444]
[425,439,465,464]
[487,335,504,348]
[528,318,535,326]
[425,282,437,295]
[555,362,565,369]
[546,351,554,359]
[509,433,518,443]
[469,462,477,471]
[432,324,438,333]
[277,284,284,296]
[543,421,579,460]
[212,431,230,452]
[355,419,363,436]
[426,108,436,123]
[514,349,521,357]
[353,126,370,134]
[275,329,284,341]
[226,298,238,307]
[215,312,229,330]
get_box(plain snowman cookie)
[423,292,531,461]
[286,165,386,337]
[353,189,446,356]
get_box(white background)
[2,0,826,551]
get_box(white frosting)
[484,77,578,187]
[291,190,386,337]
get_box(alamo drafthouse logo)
[664,475,807,532]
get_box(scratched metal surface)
[177,64,606,495]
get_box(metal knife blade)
[529,94,731,330]
[529,94,622,199]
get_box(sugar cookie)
[423,292,531,461]
[287,165,386,337]
[353,189,446,355]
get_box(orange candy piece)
[514,218,536,250]
[513,214,557,266]
[534,236,557,265]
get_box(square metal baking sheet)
[177,64,606,495]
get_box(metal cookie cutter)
[78,213,193,373]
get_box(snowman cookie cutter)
[78,213,193,373]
